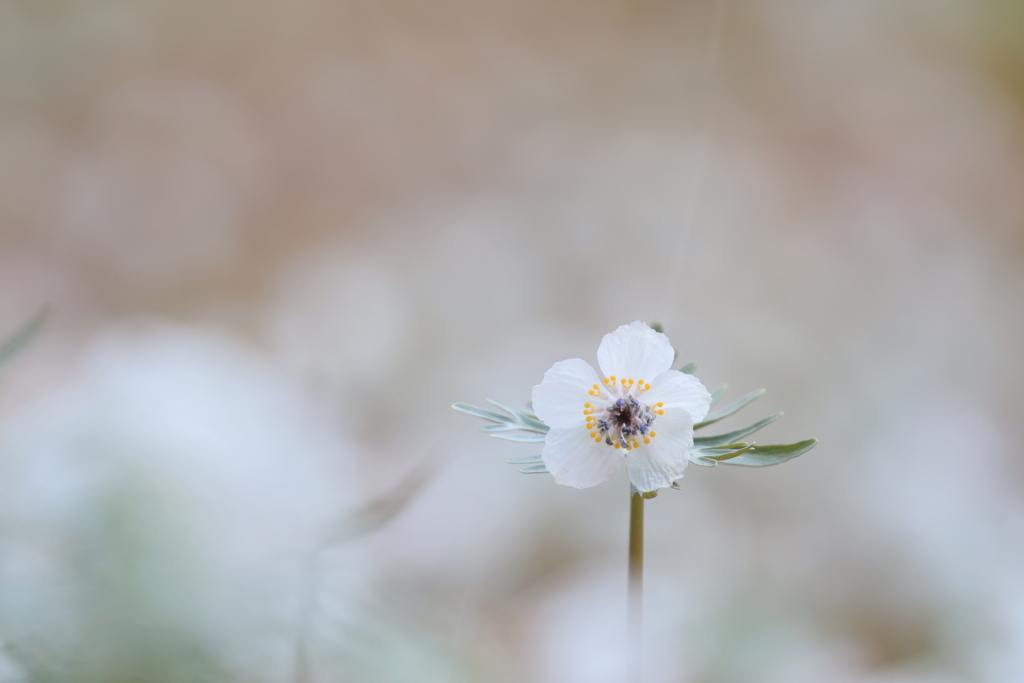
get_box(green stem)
[628,486,644,682]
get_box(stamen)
[585,389,659,452]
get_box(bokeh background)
[2,0,1024,681]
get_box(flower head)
[531,321,711,492]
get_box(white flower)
[531,322,711,493]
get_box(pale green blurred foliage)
[1,0,1024,681]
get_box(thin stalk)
[628,486,644,682]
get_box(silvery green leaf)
[650,321,665,333]
[490,432,546,443]
[693,413,782,448]
[695,388,766,429]
[506,454,543,464]
[687,452,718,467]
[709,385,727,409]
[480,423,524,432]
[519,463,549,474]
[486,399,549,432]
[678,361,698,375]
[698,442,749,452]
[718,439,818,467]
[451,403,515,424]
[671,481,682,490]
[706,442,756,461]
[0,309,47,374]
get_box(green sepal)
[505,455,543,464]
[641,490,658,499]
[519,463,549,474]
[693,413,782,448]
[678,361,698,375]
[0,309,47,375]
[717,439,818,467]
[694,388,765,429]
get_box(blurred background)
[1,0,1023,681]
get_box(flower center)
[583,376,663,451]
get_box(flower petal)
[542,425,623,489]
[644,370,712,424]
[626,406,693,492]
[596,321,675,382]
[531,358,602,429]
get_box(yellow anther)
[594,437,602,442]
[643,437,651,444]
[655,409,664,415]
[609,376,616,381]
[637,379,644,385]
[650,431,656,437]
[644,383,651,391]
[590,432,597,438]
[589,390,598,396]
[584,402,592,408]
[614,443,621,449]
[593,384,599,390]
[632,440,640,448]
[656,402,664,407]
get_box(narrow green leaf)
[706,442,756,461]
[480,423,523,432]
[699,442,749,452]
[718,439,818,467]
[678,361,698,375]
[709,385,727,410]
[695,388,766,429]
[693,413,782,448]
[452,403,515,424]
[650,321,665,333]
[490,432,546,443]
[485,399,549,432]
[0,309,47,374]
[519,464,549,474]
[506,455,543,464]
[687,452,718,467]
